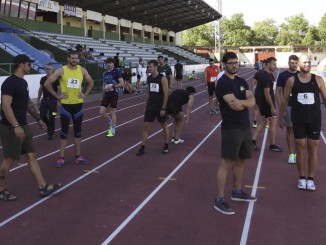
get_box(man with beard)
[276,55,300,164]
[0,54,62,201]
[44,50,94,168]
[214,52,257,215]
[279,54,326,191]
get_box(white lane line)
[101,121,222,245]
[240,130,269,244]
[320,131,326,144]
[0,102,209,227]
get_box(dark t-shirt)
[1,75,29,125]
[254,70,275,108]
[216,75,250,129]
[103,68,122,97]
[276,70,299,106]
[40,75,59,99]
[158,64,172,84]
[174,63,183,76]
[167,89,189,107]
[146,74,164,109]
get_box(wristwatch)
[13,123,20,128]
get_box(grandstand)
[0,0,222,77]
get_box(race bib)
[210,76,217,82]
[67,78,80,89]
[297,93,314,105]
[149,83,159,92]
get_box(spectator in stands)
[123,69,142,94]
[204,58,220,115]
[44,50,94,168]
[37,64,60,140]
[136,58,143,90]
[158,55,173,90]
[174,59,184,89]
[0,54,62,201]
[114,52,120,69]
[99,57,125,137]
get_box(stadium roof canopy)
[56,0,222,32]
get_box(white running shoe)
[298,179,307,190]
[306,180,316,191]
[173,138,184,144]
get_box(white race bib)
[67,78,80,89]
[149,83,159,92]
[210,76,217,82]
[297,93,314,105]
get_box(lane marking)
[245,185,266,190]
[101,121,222,245]
[158,177,176,181]
[83,170,100,174]
[0,101,209,227]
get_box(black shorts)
[137,75,141,80]
[175,74,183,80]
[167,103,182,116]
[293,122,321,140]
[207,82,216,96]
[258,104,272,118]
[100,95,119,108]
[221,128,252,160]
[144,107,167,123]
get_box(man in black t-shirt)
[174,59,184,89]
[158,55,173,90]
[0,54,61,201]
[37,64,60,140]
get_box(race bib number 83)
[67,78,80,89]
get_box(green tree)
[318,13,326,45]
[182,23,215,46]
[302,26,320,45]
[220,14,253,46]
[251,19,278,46]
[276,14,309,45]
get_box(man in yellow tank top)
[44,51,94,168]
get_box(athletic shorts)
[284,106,292,127]
[221,128,252,160]
[100,95,118,109]
[175,74,183,80]
[144,107,167,123]
[167,103,182,116]
[258,104,272,118]
[293,122,321,140]
[137,74,141,80]
[0,124,35,160]
[207,82,216,96]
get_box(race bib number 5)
[149,83,159,92]
[67,78,80,89]
[297,93,314,105]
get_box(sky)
[206,0,326,27]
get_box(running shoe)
[306,180,316,191]
[214,108,220,115]
[288,154,296,164]
[210,110,215,115]
[231,189,257,202]
[162,145,169,154]
[214,198,235,215]
[170,137,176,143]
[75,156,90,165]
[56,157,65,168]
[269,145,283,152]
[136,147,145,156]
[252,122,258,128]
[173,138,184,144]
[106,127,116,137]
[298,179,307,190]
[252,142,260,151]
[265,124,269,128]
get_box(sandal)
[39,183,62,198]
[0,189,18,201]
